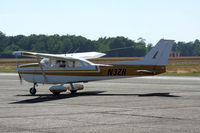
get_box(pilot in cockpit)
[56,60,66,68]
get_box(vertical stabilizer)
[111,39,174,66]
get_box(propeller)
[15,55,23,85]
[18,71,22,85]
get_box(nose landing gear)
[30,83,37,95]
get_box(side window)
[56,60,61,67]
[49,59,85,68]
[74,61,82,68]
[66,61,74,68]
[50,60,56,67]
[82,62,89,67]
[60,61,66,68]
[55,60,66,68]
[66,60,82,68]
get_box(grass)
[0,68,17,73]
[160,72,200,76]
[0,58,200,76]
[167,63,200,66]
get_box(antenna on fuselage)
[65,48,73,56]
[102,46,134,53]
[66,48,73,54]
[73,47,79,53]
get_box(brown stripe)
[20,64,39,68]
[19,65,165,76]
[21,66,98,72]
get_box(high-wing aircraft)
[13,39,174,95]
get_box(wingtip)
[12,51,22,56]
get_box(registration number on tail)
[107,68,126,76]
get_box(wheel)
[29,87,36,95]
[53,92,60,96]
[70,90,77,94]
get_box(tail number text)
[108,68,126,76]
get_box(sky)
[0,0,200,44]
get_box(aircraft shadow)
[10,91,179,104]
[98,92,180,97]
[10,91,106,104]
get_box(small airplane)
[13,39,174,96]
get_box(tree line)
[0,31,200,58]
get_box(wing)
[13,51,106,60]
[65,52,106,59]
[12,51,99,67]
[13,51,98,83]
[13,51,81,60]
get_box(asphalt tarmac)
[0,73,200,133]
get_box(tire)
[30,87,36,95]
[53,92,60,96]
[70,90,77,94]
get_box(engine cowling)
[49,85,67,93]
[67,84,84,91]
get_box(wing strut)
[36,56,48,83]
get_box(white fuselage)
[18,63,125,84]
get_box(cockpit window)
[50,59,84,68]
[74,61,82,68]
[40,58,50,66]
[82,62,90,67]
[56,60,66,68]
[43,58,91,69]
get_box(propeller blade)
[18,71,22,85]
[15,55,22,85]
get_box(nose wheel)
[30,87,36,95]
[30,83,37,95]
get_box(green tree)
[147,43,153,52]
[194,39,200,56]
[0,31,199,58]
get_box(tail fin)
[111,39,174,66]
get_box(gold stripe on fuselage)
[20,64,39,68]
[19,65,166,76]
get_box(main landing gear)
[70,89,77,94]
[52,92,60,96]
[28,83,83,96]
[69,83,77,94]
[30,83,37,95]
